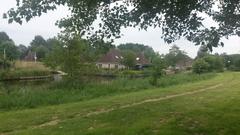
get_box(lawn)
[0,72,240,135]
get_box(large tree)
[29,35,49,60]
[0,41,19,60]
[121,50,137,69]
[165,45,190,67]
[0,32,12,44]
[0,32,19,60]
[4,0,240,50]
[118,43,155,60]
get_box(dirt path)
[2,84,222,135]
[84,84,222,117]
[38,84,222,128]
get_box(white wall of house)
[97,63,125,70]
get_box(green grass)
[0,72,239,134]
[0,73,215,111]
[0,61,51,80]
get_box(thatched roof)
[136,52,150,65]
[98,49,150,65]
[97,49,123,64]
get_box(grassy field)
[0,73,215,111]
[0,72,240,135]
[0,61,51,80]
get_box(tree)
[0,41,19,60]
[202,55,224,72]
[149,55,166,86]
[4,0,239,50]
[222,54,240,71]
[29,35,49,60]
[0,32,12,44]
[192,59,210,74]
[118,43,155,61]
[30,35,47,48]
[193,55,224,74]
[44,37,96,79]
[91,40,115,60]
[165,45,190,68]
[17,44,28,60]
[121,50,136,69]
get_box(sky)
[0,0,239,58]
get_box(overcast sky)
[0,0,239,58]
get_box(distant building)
[24,51,37,62]
[97,49,150,70]
[175,57,193,70]
[135,52,151,69]
[97,49,125,70]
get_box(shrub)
[192,59,209,74]
[0,59,11,69]
[203,55,224,72]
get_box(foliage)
[0,72,216,111]
[164,45,190,67]
[221,54,240,71]
[0,59,11,70]
[234,59,240,71]
[0,41,19,60]
[121,50,136,69]
[192,58,210,74]
[44,37,97,80]
[0,32,12,44]
[149,56,166,86]
[17,44,28,60]
[5,0,240,49]
[193,55,224,74]
[202,55,224,72]
[91,40,115,58]
[29,35,49,60]
[118,43,155,60]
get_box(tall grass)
[0,61,51,80]
[0,73,216,111]
[14,61,49,71]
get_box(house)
[135,52,151,69]
[97,49,151,70]
[175,57,193,71]
[167,57,193,72]
[97,49,125,69]
[24,51,37,62]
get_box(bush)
[193,55,224,74]
[0,59,11,69]
[203,55,224,72]
[192,59,209,74]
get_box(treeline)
[0,32,62,61]
[193,45,240,74]
[1,31,240,74]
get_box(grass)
[0,72,239,135]
[0,61,51,80]
[14,61,49,71]
[0,73,215,111]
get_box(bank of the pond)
[0,73,216,111]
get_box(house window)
[99,64,102,68]
[115,64,118,69]
[108,64,111,69]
